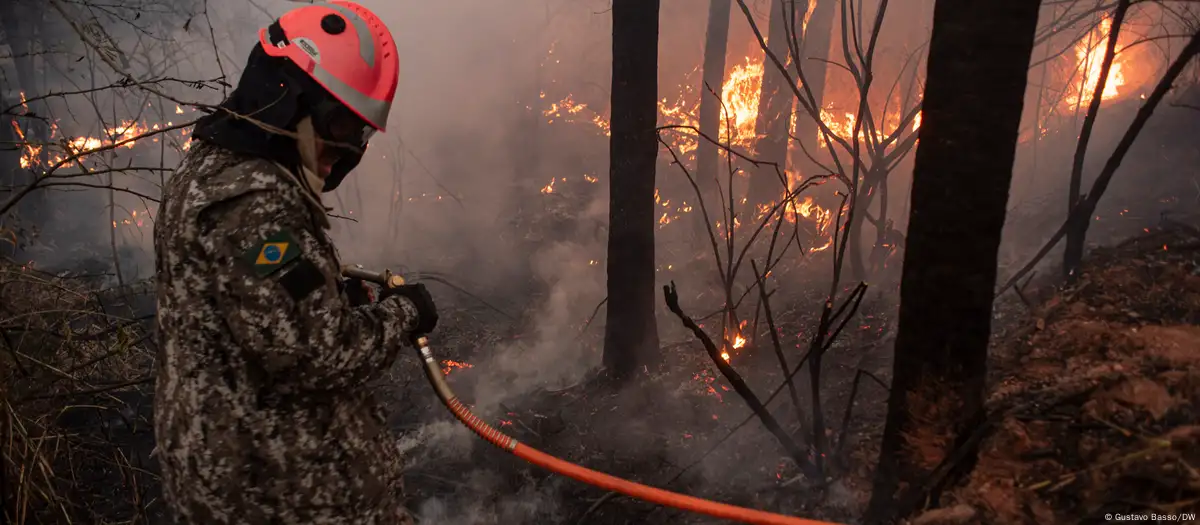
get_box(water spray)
[345,265,843,525]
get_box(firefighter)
[153,2,435,524]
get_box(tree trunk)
[746,0,804,211]
[864,0,1041,522]
[694,0,731,239]
[789,0,836,178]
[603,0,662,380]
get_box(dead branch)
[402,145,465,209]
[0,119,194,216]
[36,182,160,203]
[0,76,224,117]
[18,375,152,403]
[578,297,608,336]
[833,368,889,457]
[750,259,805,430]
[654,279,870,488]
[663,281,818,476]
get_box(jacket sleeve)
[196,188,418,391]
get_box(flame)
[704,57,766,151]
[544,55,767,156]
[542,94,610,136]
[1064,15,1127,110]
[441,360,473,376]
[722,319,749,362]
[547,51,927,160]
[11,121,40,169]
[539,48,899,245]
[656,56,765,156]
[780,193,838,251]
[751,192,836,247]
[11,102,197,170]
[13,113,190,169]
[816,106,908,148]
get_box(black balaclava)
[191,23,365,192]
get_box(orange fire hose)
[344,266,843,525]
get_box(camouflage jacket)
[153,141,417,525]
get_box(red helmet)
[259,1,399,133]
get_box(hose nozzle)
[341,265,405,289]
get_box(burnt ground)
[3,221,1197,525]
[2,221,1198,524]
[391,219,1200,525]
[386,295,894,525]
[381,138,1200,524]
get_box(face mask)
[321,148,365,192]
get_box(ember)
[441,360,473,376]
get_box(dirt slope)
[917,223,1200,524]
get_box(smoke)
[414,472,564,525]
[470,236,607,410]
[8,0,1200,522]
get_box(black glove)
[343,278,375,307]
[382,283,438,335]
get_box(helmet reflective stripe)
[311,63,391,130]
[323,3,375,68]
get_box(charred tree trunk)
[694,0,731,240]
[790,0,836,177]
[747,0,804,211]
[604,0,662,380]
[864,0,1041,522]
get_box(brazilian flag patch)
[243,230,302,277]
